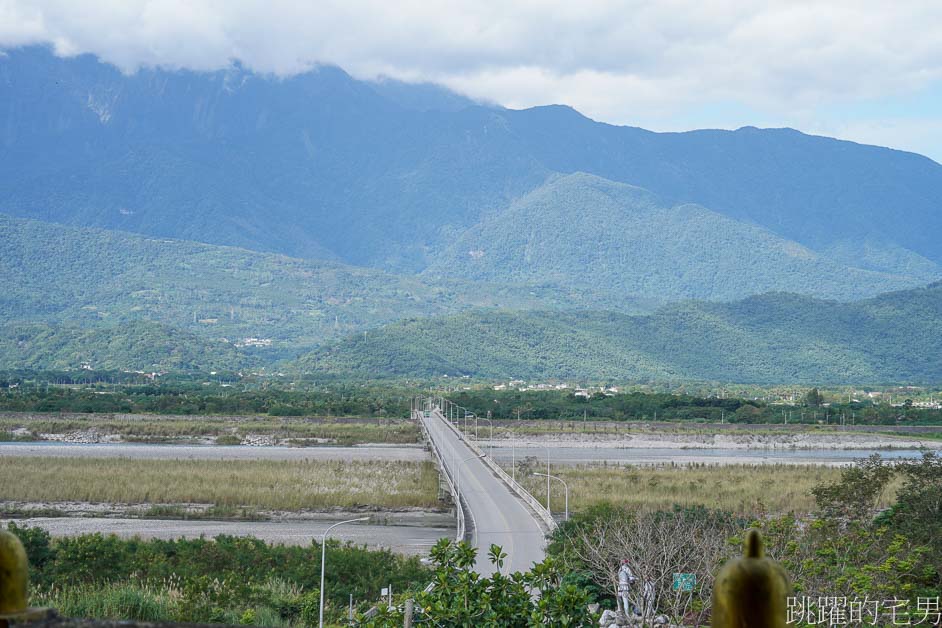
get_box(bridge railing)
[414,409,465,543]
[427,406,557,533]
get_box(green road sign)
[673,573,696,592]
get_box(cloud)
[2,1,942,158]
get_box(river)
[0,441,427,461]
[0,441,932,465]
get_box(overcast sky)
[3,0,942,162]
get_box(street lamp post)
[319,517,369,628]
[534,472,570,521]
[544,445,550,515]
[478,417,495,457]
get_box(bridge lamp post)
[534,472,569,521]
[319,517,369,628]
[477,417,495,457]
[454,405,473,437]
[542,445,551,518]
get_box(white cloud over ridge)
[2,0,942,158]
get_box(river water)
[0,441,932,465]
[0,517,451,556]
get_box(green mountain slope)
[0,321,247,371]
[301,282,942,384]
[0,213,655,367]
[819,239,942,281]
[425,173,940,301]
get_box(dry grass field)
[0,456,441,510]
[511,462,901,514]
[0,414,420,445]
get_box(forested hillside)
[0,322,247,371]
[426,173,935,300]
[302,283,942,384]
[5,211,940,379]
[0,213,648,368]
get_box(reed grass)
[479,421,915,438]
[0,456,440,510]
[510,463,901,515]
[0,415,420,445]
[32,581,177,624]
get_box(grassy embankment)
[0,457,441,512]
[470,421,942,439]
[0,414,420,445]
[510,463,901,514]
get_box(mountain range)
[3,46,942,302]
[305,282,942,384]
[3,206,939,382]
[2,45,942,382]
[1,211,940,383]
[1,212,622,359]
[426,172,936,300]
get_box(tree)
[803,388,824,407]
[361,540,594,627]
[810,453,894,522]
[885,452,942,586]
[757,452,941,621]
[552,506,738,626]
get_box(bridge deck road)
[422,409,547,576]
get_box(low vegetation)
[10,524,430,626]
[0,414,420,446]
[0,457,441,511]
[447,387,942,425]
[4,376,942,427]
[0,379,417,417]
[365,539,595,626]
[509,463,894,514]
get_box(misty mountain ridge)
[3,45,942,304]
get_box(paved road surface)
[2,517,449,556]
[421,410,546,575]
[0,442,426,462]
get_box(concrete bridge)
[414,398,554,575]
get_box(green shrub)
[10,525,431,625]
